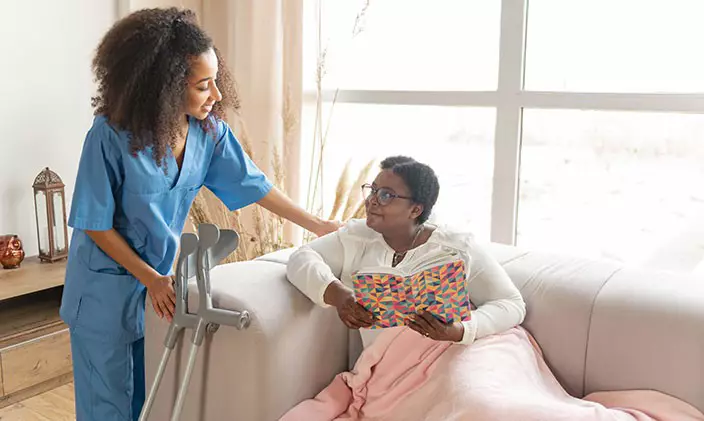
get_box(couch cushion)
[255,247,295,265]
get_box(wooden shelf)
[0,288,64,349]
[0,257,66,301]
[0,257,71,406]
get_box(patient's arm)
[459,242,527,345]
[286,231,346,308]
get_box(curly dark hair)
[91,7,239,166]
[380,156,440,224]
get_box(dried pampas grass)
[329,158,375,222]
[304,0,374,239]
[341,159,375,221]
[328,160,352,220]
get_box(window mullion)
[491,0,528,245]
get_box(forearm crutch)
[138,223,251,421]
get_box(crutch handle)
[203,308,251,330]
[195,224,251,330]
[171,233,199,333]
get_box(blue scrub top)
[60,115,273,343]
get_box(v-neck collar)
[376,225,439,267]
[167,116,193,190]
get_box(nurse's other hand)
[146,275,176,322]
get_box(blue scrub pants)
[70,330,145,421]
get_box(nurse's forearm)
[257,187,324,234]
[85,229,160,285]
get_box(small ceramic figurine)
[0,235,25,269]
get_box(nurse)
[59,8,339,421]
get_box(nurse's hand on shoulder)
[314,219,342,237]
[145,274,176,322]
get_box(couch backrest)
[486,243,622,398]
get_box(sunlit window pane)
[518,109,704,270]
[525,0,704,93]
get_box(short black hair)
[380,156,440,224]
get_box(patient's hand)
[324,281,374,329]
[408,311,464,342]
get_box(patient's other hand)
[323,280,374,329]
[408,311,464,342]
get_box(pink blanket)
[280,327,704,421]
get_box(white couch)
[144,243,704,420]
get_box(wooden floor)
[0,383,75,421]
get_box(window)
[525,0,704,93]
[301,104,495,240]
[519,110,704,264]
[302,0,501,92]
[302,0,704,272]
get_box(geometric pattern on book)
[353,260,471,330]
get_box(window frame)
[302,0,704,245]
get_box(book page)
[353,260,471,329]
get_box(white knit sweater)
[286,219,526,348]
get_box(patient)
[287,155,526,349]
[282,156,704,421]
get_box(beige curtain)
[201,0,305,253]
[127,0,306,257]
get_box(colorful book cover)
[352,259,471,329]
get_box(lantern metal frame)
[32,167,69,263]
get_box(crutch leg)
[170,319,209,421]
[139,323,182,421]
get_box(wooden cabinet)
[0,257,71,408]
[2,328,72,396]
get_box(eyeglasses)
[361,184,413,206]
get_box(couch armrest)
[145,260,348,421]
[585,268,704,413]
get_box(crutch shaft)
[139,346,173,421]
[170,340,200,421]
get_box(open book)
[352,251,471,329]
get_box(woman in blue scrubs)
[60,8,338,421]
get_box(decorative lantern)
[32,167,68,262]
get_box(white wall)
[0,0,117,256]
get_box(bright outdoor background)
[300,0,704,274]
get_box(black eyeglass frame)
[361,183,414,206]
